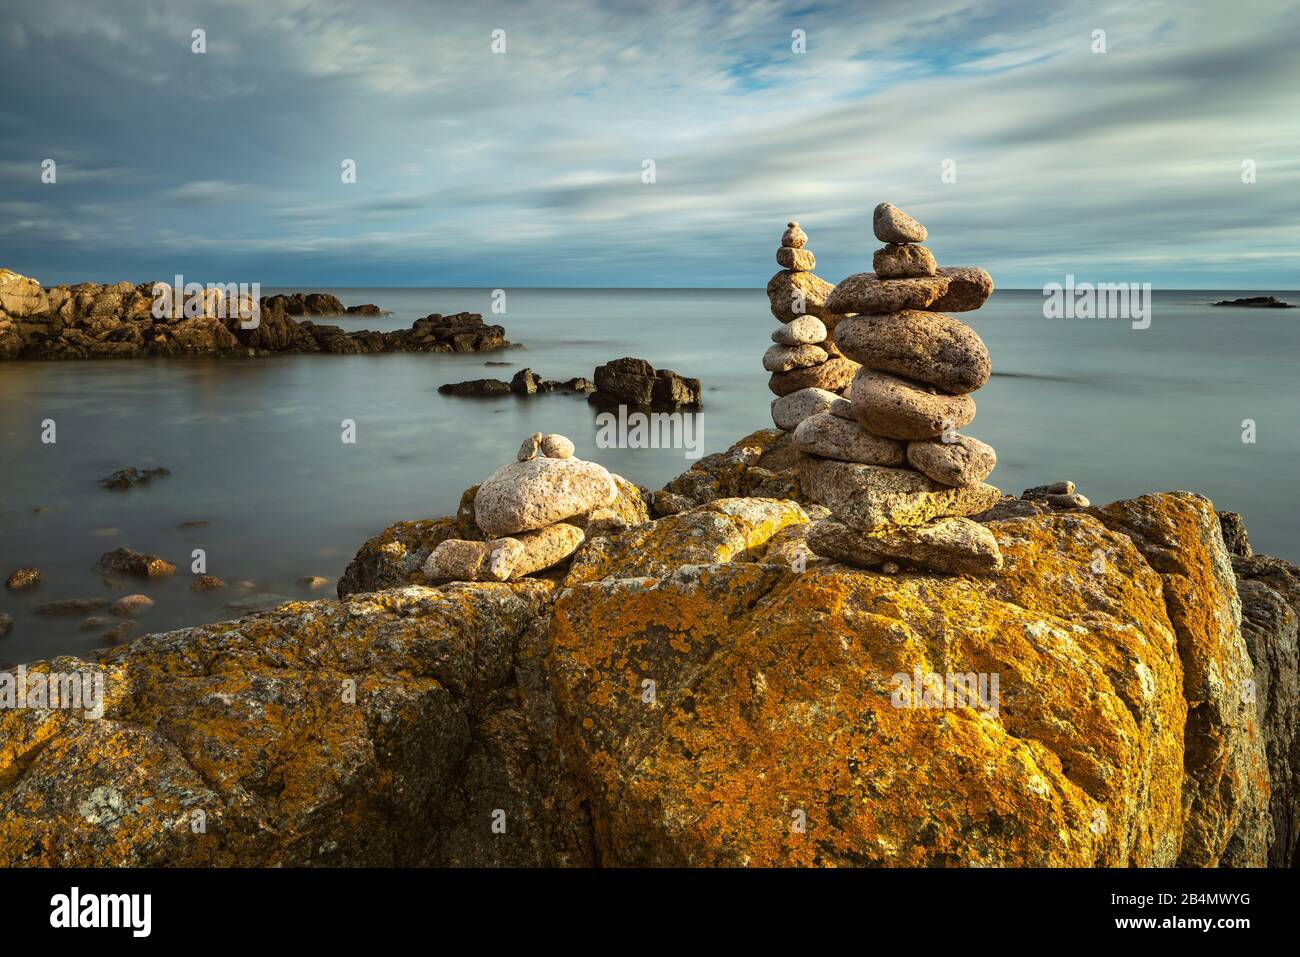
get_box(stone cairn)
[424,432,617,582]
[773,203,1008,576]
[763,222,860,406]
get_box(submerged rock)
[94,548,176,579]
[438,378,512,397]
[5,568,42,591]
[109,594,154,617]
[33,598,112,617]
[100,467,170,490]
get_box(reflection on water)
[2,287,1298,662]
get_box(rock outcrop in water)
[0,427,1294,868]
[438,369,595,397]
[1212,296,1294,308]
[0,269,508,358]
[589,357,702,409]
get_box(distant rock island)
[0,269,507,358]
[1212,295,1295,308]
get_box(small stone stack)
[792,202,1005,575]
[764,222,860,424]
[424,433,615,582]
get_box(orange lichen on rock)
[1089,493,1270,866]
[0,583,554,866]
[548,509,1189,866]
[0,430,1283,868]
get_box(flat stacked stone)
[766,222,861,428]
[794,202,1004,575]
[423,433,614,582]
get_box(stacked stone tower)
[764,222,859,413]
[781,203,1007,575]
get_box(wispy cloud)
[0,0,1296,288]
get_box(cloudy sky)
[1,0,1297,288]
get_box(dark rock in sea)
[33,598,112,617]
[298,576,330,590]
[191,575,226,592]
[110,594,155,617]
[0,270,512,359]
[100,620,135,645]
[345,304,384,316]
[439,378,513,397]
[590,356,702,409]
[403,313,509,353]
[0,613,11,637]
[260,292,347,316]
[511,368,543,395]
[1219,510,1253,557]
[558,376,596,393]
[5,567,42,591]
[101,466,170,490]
[224,593,292,614]
[484,360,512,367]
[94,547,176,578]
[178,520,209,529]
[442,372,595,398]
[1212,296,1295,308]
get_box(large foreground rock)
[548,507,1189,865]
[1230,551,1300,866]
[1089,495,1270,866]
[0,583,594,866]
[0,425,1291,869]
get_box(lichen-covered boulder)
[1089,494,1270,866]
[656,429,804,514]
[548,508,1189,866]
[0,583,569,866]
[1231,551,1300,867]
[565,498,809,585]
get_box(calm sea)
[2,287,1298,663]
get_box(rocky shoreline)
[1,425,1296,867]
[2,217,1295,869]
[0,270,508,358]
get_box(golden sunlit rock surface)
[0,431,1289,867]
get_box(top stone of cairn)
[873,203,927,244]
[782,221,807,249]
